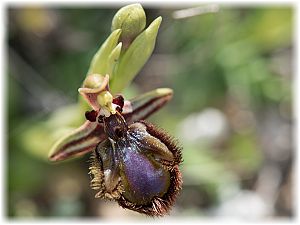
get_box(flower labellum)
[89,96,182,216]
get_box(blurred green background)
[7,4,294,220]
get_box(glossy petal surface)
[90,113,182,216]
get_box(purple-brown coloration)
[120,150,171,204]
[89,112,182,216]
[113,95,124,109]
[85,110,98,122]
[113,95,125,113]
[48,79,182,216]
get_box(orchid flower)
[48,4,182,216]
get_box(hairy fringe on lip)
[89,151,123,200]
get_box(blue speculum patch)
[121,146,170,204]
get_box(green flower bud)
[111,3,146,48]
[110,16,162,94]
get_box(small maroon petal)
[85,110,98,122]
[113,95,124,109]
